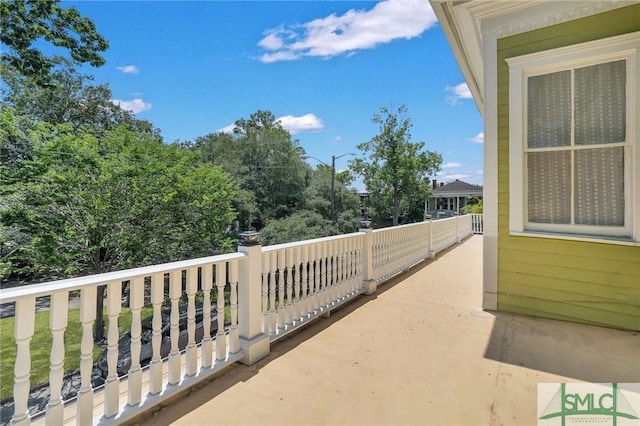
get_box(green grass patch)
[0,306,153,401]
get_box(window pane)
[527,151,571,224]
[575,60,626,145]
[527,70,571,148]
[575,147,624,226]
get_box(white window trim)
[506,32,640,245]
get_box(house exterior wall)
[497,4,640,331]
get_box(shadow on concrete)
[483,310,640,383]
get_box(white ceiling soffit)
[430,0,638,111]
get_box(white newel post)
[428,218,435,258]
[360,223,376,295]
[237,231,270,365]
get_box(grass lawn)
[0,306,152,401]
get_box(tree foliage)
[0,0,109,86]
[1,109,236,279]
[351,105,442,226]
[1,58,159,138]
[188,110,309,230]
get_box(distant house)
[426,179,482,217]
[431,0,639,331]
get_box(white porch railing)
[471,214,484,234]
[0,215,474,425]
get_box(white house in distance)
[430,0,639,331]
[426,179,483,217]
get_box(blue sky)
[67,0,483,187]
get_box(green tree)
[1,58,159,138]
[1,110,237,339]
[259,211,335,246]
[461,198,483,214]
[189,110,308,230]
[350,105,442,226]
[303,165,361,233]
[0,0,108,86]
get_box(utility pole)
[303,152,355,221]
[331,153,355,220]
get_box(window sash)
[524,59,629,233]
[506,32,638,242]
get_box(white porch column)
[238,231,270,365]
[360,223,376,295]
[482,29,499,311]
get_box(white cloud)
[276,113,324,134]
[117,65,139,74]
[218,123,236,134]
[445,82,472,105]
[478,170,484,174]
[111,98,152,114]
[468,132,484,143]
[218,113,324,135]
[443,162,461,169]
[437,172,471,182]
[257,0,437,63]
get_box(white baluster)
[202,265,213,369]
[229,260,239,353]
[45,292,68,425]
[105,282,121,418]
[292,246,301,322]
[285,249,294,326]
[336,240,343,302]
[336,240,342,300]
[268,252,277,335]
[320,242,328,309]
[11,297,35,426]
[185,267,198,376]
[149,273,163,395]
[216,263,227,361]
[168,271,181,386]
[300,245,309,318]
[76,286,96,425]
[347,237,355,295]
[128,277,144,406]
[277,249,285,330]
[308,244,317,312]
[261,254,269,334]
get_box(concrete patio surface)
[127,235,640,426]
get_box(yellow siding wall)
[497,4,640,331]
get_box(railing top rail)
[369,216,476,234]
[0,252,246,303]
[371,221,432,234]
[262,231,364,253]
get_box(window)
[507,32,639,243]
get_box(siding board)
[495,4,640,331]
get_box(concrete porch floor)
[128,235,640,426]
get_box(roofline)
[431,0,484,114]
[430,0,638,118]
